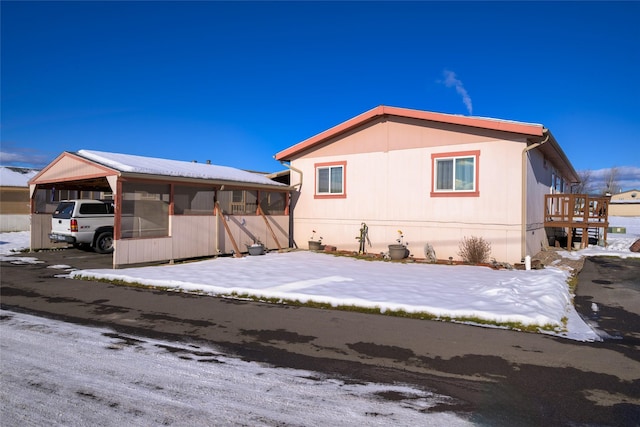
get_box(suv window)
[79,203,112,215]
[53,202,75,219]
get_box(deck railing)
[544,194,610,249]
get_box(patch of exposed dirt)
[532,248,585,275]
[328,247,585,274]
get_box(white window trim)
[434,155,475,192]
[317,165,343,195]
[431,150,480,198]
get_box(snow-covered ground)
[1,217,638,343]
[0,309,473,426]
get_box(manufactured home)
[0,166,39,232]
[609,189,640,217]
[275,105,583,264]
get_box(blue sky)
[2,1,639,191]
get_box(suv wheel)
[95,232,114,254]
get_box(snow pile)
[0,231,40,265]
[73,251,579,332]
[0,231,30,255]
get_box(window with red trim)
[431,151,479,197]
[315,161,346,198]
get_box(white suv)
[49,200,115,254]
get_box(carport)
[29,150,291,268]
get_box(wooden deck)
[544,194,610,249]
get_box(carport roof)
[76,150,287,187]
[29,150,288,188]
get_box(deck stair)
[573,227,601,246]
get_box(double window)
[431,151,479,197]
[315,161,346,198]
[259,191,287,215]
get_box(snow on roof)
[77,150,286,187]
[0,166,39,187]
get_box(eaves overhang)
[275,105,546,161]
[536,131,580,184]
[117,171,293,191]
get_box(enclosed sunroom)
[29,150,291,268]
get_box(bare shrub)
[458,236,491,264]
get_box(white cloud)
[0,148,51,168]
[582,166,640,193]
[441,70,473,115]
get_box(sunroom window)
[174,186,215,215]
[120,182,170,238]
[216,190,258,215]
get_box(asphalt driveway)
[574,256,640,343]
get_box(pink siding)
[276,105,544,161]
[30,153,118,186]
[112,214,289,268]
[289,116,532,263]
[302,117,513,159]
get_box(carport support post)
[113,180,123,269]
[215,201,243,258]
[257,204,282,252]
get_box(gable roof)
[613,189,640,195]
[30,150,287,189]
[274,105,579,184]
[275,105,546,161]
[611,189,640,202]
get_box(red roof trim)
[28,151,120,185]
[275,105,545,161]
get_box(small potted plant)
[388,230,409,260]
[247,238,265,256]
[308,230,323,251]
